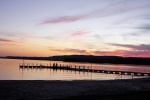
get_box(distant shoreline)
[1,55,150,65]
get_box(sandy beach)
[0,78,150,100]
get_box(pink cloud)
[92,50,150,58]
[39,15,85,25]
[50,48,150,58]
[69,30,90,37]
[109,43,150,51]
[0,38,16,42]
[50,48,91,55]
[0,38,23,44]
[39,0,150,25]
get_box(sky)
[0,0,150,57]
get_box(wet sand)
[0,78,150,100]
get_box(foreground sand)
[0,78,150,100]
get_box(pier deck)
[19,63,150,76]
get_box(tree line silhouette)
[1,55,150,65]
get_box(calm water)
[0,58,150,80]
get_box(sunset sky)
[0,0,150,57]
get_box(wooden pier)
[19,63,150,76]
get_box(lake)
[0,58,150,80]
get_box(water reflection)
[0,58,149,80]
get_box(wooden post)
[50,58,51,67]
[23,58,24,67]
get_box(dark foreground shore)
[1,78,150,100]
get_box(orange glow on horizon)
[0,43,150,58]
